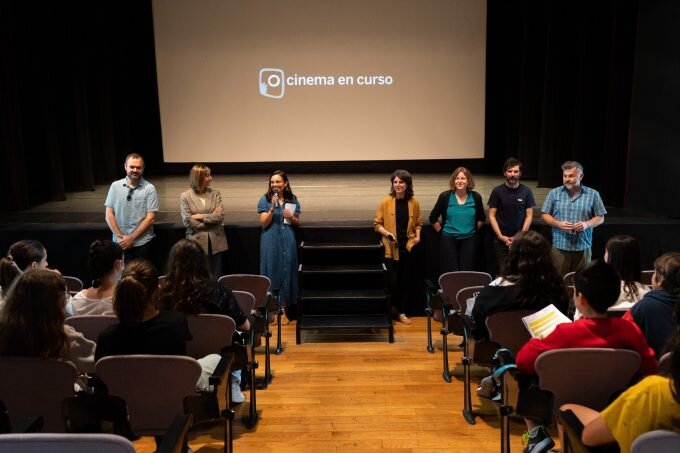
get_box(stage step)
[297,239,393,344]
[298,315,392,330]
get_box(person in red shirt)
[516,259,657,453]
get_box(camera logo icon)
[259,68,285,99]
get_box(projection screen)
[152,0,487,163]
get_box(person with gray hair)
[541,161,606,275]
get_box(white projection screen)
[152,0,487,163]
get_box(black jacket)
[429,190,486,229]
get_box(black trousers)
[385,249,414,315]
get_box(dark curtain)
[0,1,162,212]
[484,0,638,208]
[1,0,640,212]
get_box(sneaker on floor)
[231,382,245,404]
[476,375,496,399]
[398,313,412,325]
[521,425,555,453]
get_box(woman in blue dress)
[257,170,301,323]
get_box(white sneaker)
[231,382,245,404]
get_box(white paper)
[522,304,571,339]
[283,203,296,224]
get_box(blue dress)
[257,195,301,307]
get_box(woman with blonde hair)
[429,167,486,274]
[180,164,228,278]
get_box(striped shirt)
[541,185,606,251]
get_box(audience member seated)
[0,240,57,313]
[0,269,96,387]
[157,238,250,403]
[574,235,648,318]
[515,260,657,453]
[623,252,680,358]
[95,259,220,391]
[560,308,680,453]
[471,230,568,341]
[67,240,124,316]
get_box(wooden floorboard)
[134,317,530,452]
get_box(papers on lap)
[522,304,571,339]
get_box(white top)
[574,280,649,319]
[67,290,115,316]
[489,276,517,287]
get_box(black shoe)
[522,425,555,453]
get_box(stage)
[1,173,678,314]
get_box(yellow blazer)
[373,196,423,260]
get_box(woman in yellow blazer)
[180,164,228,278]
[374,170,423,324]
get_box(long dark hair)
[88,240,123,288]
[0,269,68,358]
[605,235,643,299]
[157,239,212,314]
[0,240,46,288]
[503,230,568,311]
[389,169,414,200]
[114,259,158,328]
[264,170,295,203]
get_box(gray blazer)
[180,188,228,254]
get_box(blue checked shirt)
[541,185,606,251]
[105,177,159,247]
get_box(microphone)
[273,189,279,207]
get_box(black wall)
[625,0,680,218]
[1,0,677,218]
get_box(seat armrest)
[13,416,43,433]
[209,351,235,387]
[157,414,193,453]
[425,279,437,294]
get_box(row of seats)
[424,270,680,452]
[1,273,286,452]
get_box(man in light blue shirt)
[105,153,159,262]
[541,161,606,275]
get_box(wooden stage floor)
[0,173,550,226]
[134,317,533,453]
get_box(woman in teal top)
[429,167,486,274]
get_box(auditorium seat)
[425,271,491,381]
[185,313,240,447]
[64,315,117,343]
[0,357,78,432]
[218,274,276,387]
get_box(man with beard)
[487,157,536,274]
[541,161,606,275]
[105,153,159,262]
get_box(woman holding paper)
[257,170,301,322]
[470,230,568,341]
[180,164,227,278]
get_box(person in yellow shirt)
[560,320,680,453]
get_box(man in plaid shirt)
[541,161,606,275]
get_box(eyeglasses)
[127,188,135,201]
